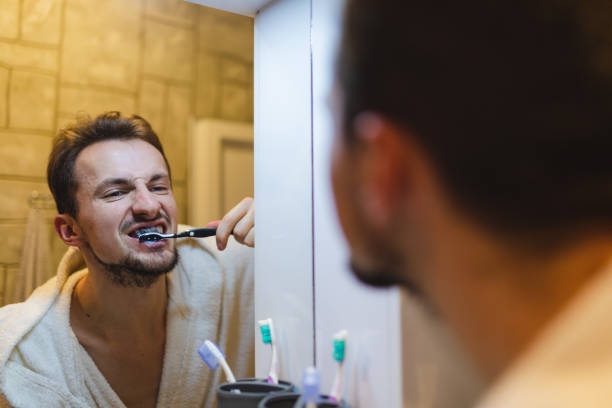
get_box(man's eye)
[151,185,169,193]
[104,191,125,199]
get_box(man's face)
[72,139,178,287]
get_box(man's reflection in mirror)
[0,111,255,407]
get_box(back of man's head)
[47,111,170,218]
[337,0,612,238]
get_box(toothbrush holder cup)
[258,393,350,408]
[217,378,296,408]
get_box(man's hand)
[207,197,254,250]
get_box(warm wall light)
[184,0,270,17]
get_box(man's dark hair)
[337,0,612,236]
[47,111,171,217]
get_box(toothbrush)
[137,227,217,242]
[328,330,348,402]
[302,366,320,408]
[198,340,237,383]
[258,318,279,384]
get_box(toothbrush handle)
[219,358,237,383]
[329,364,344,402]
[269,344,279,384]
[175,228,217,239]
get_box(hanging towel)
[10,206,53,304]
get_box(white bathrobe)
[0,229,254,408]
[476,258,612,407]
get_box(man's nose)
[132,187,161,218]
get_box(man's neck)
[69,265,169,408]
[425,221,612,382]
[72,268,168,340]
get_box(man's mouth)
[127,225,166,239]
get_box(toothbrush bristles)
[258,319,273,344]
[198,342,219,369]
[333,330,348,362]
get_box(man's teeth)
[131,226,163,237]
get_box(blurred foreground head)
[337,0,612,235]
[332,0,612,376]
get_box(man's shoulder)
[1,290,72,370]
[172,232,254,314]
[0,276,60,359]
[175,235,253,286]
[0,272,82,402]
[0,302,22,323]
[0,299,84,407]
[0,302,39,345]
[175,225,253,277]
[2,358,88,407]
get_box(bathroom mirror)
[0,0,254,306]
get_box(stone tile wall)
[0,0,254,305]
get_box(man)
[332,0,612,406]
[0,112,255,407]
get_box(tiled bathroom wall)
[0,0,253,304]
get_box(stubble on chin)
[348,255,423,297]
[349,255,441,318]
[88,243,179,288]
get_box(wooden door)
[188,119,254,226]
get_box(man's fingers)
[243,229,254,247]
[232,204,255,245]
[216,197,254,250]
[207,220,221,228]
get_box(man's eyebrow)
[149,173,170,183]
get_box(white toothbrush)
[329,330,348,402]
[258,318,279,384]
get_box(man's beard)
[88,244,179,288]
[349,254,423,297]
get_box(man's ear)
[54,214,85,247]
[352,112,416,227]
